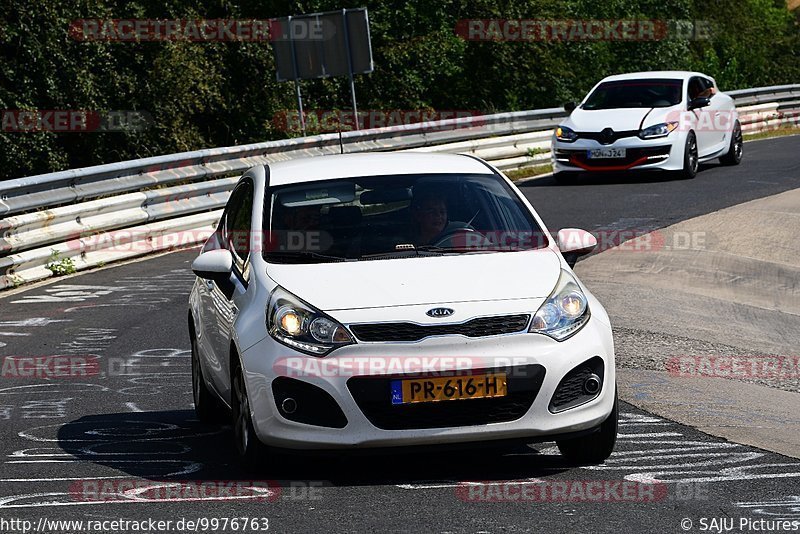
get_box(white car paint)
[552,71,742,176]
[188,153,617,461]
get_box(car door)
[193,202,232,390]
[193,209,226,380]
[204,180,254,401]
[687,76,715,156]
[701,76,727,151]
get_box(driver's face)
[415,199,447,236]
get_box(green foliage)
[45,249,77,276]
[526,147,548,157]
[0,0,797,179]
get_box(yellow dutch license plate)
[390,373,507,405]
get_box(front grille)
[347,364,545,430]
[576,130,639,144]
[549,356,604,413]
[349,314,530,342]
[556,146,671,169]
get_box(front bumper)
[240,316,616,450]
[552,133,684,173]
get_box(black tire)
[677,131,699,180]
[191,334,227,423]
[231,361,269,466]
[553,172,579,185]
[719,121,743,166]
[556,389,618,465]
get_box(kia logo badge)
[426,308,454,318]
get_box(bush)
[0,0,797,180]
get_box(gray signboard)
[272,8,373,82]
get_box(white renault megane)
[552,71,743,182]
[188,153,617,466]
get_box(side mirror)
[192,249,233,282]
[557,228,597,267]
[564,102,577,113]
[688,96,711,110]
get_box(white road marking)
[0,319,70,327]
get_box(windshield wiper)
[357,248,442,260]
[413,245,482,253]
[414,244,527,254]
[264,251,349,263]
[357,243,527,261]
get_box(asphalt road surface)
[0,135,799,533]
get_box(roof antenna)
[338,124,344,154]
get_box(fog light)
[583,374,601,395]
[280,397,298,414]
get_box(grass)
[525,147,550,158]
[506,164,553,182]
[743,125,800,142]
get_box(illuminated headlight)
[268,287,354,356]
[530,269,590,341]
[555,126,579,142]
[639,122,678,139]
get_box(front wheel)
[556,389,618,465]
[719,121,743,166]
[677,132,699,180]
[232,362,269,466]
[191,335,227,423]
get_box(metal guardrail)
[1,85,798,289]
[0,108,565,217]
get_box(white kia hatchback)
[188,153,617,466]
[551,71,743,182]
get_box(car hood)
[566,105,681,131]
[266,248,562,311]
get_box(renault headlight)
[638,121,678,139]
[267,286,354,356]
[555,126,579,142]
[529,269,590,341]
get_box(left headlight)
[529,269,590,341]
[638,121,678,139]
[267,286,354,356]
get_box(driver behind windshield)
[409,189,473,247]
[411,191,448,245]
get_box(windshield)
[582,79,683,110]
[262,173,548,263]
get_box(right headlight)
[529,269,590,341]
[555,125,579,142]
[267,286,354,356]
